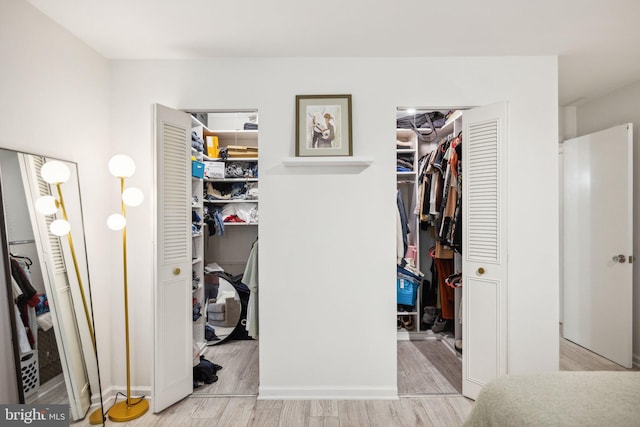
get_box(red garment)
[224,215,245,223]
[434,257,455,320]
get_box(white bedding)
[463,371,640,427]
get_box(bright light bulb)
[35,196,59,215]
[50,219,71,236]
[108,155,136,178]
[107,214,126,231]
[122,187,144,207]
[41,161,71,184]
[406,108,416,115]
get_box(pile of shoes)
[397,315,415,331]
[421,305,452,333]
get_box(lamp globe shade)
[41,161,71,184]
[36,196,59,215]
[107,214,126,231]
[108,155,136,178]
[50,219,71,236]
[122,187,144,207]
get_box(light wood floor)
[397,339,461,395]
[193,340,260,395]
[559,336,639,371]
[74,334,637,426]
[105,395,473,427]
[26,374,69,405]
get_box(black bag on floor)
[193,356,222,384]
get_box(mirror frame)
[0,149,104,424]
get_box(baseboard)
[100,385,152,408]
[257,386,398,400]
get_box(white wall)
[110,56,559,398]
[575,81,640,365]
[0,0,112,398]
[0,0,560,398]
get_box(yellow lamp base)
[89,407,106,425]
[108,398,149,422]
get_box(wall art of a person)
[317,113,335,148]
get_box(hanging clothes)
[416,132,462,326]
[10,257,38,347]
[243,240,259,339]
[437,135,462,252]
[449,138,463,251]
[11,257,38,307]
[433,257,455,320]
[396,190,410,264]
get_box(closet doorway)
[190,110,260,397]
[152,105,260,412]
[395,103,508,400]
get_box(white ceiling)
[26,0,640,106]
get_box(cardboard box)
[205,135,219,158]
[227,145,258,158]
[205,161,225,179]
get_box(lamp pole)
[39,160,105,425]
[107,156,149,422]
[54,182,96,351]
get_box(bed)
[463,371,640,427]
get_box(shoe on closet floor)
[401,315,415,331]
[431,317,449,333]
[422,306,438,325]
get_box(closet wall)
[110,56,559,398]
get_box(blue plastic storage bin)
[192,161,204,178]
[397,277,419,306]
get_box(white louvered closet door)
[462,102,508,400]
[152,104,192,412]
[18,154,91,420]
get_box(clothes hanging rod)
[9,240,35,245]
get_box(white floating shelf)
[205,178,258,182]
[282,157,373,167]
[204,199,259,204]
[206,157,258,162]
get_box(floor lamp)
[36,160,105,425]
[106,154,148,422]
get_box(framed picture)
[296,94,352,157]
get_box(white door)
[152,104,193,412]
[19,154,91,420]
[563,124,633,368]
[462,102,508,400]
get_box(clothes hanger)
[10,253,33,266]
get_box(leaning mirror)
[0,149,104,425]
[204,274,247,345]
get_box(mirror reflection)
[204,273,249,345]
[0,149,104,425]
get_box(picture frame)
[295,94,352,157]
